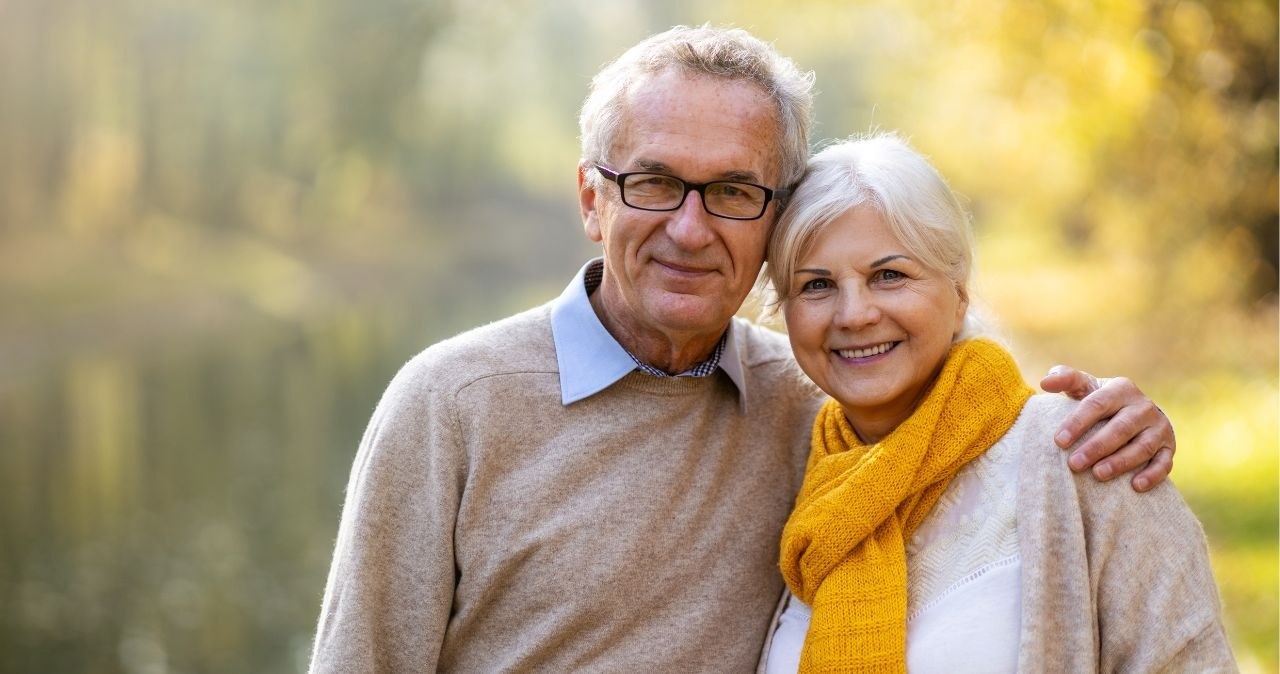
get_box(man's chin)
[648,298,733,336]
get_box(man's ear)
[578,163,603,243]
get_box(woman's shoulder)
[999,393,1076,471]
[1011,392,1079,439]
[1009,394,1206,552]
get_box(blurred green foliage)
[0,1,1274,672]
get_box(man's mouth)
[655,259,714,275]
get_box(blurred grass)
[1161,375,1278,672]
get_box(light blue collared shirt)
[549,259,748,408]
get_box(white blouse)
[763,434,1023,674]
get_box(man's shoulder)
[730,317,820,400]
[731,317,794,366]
[394,303,557,395]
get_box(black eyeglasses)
[595,164,787,221]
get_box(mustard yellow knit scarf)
[778,338,1033,673]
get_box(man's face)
[579,70,783,347]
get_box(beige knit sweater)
[1015,394,1236,672]
[309,302,823,672]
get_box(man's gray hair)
[764,132,987,340]
[579,25,814,190]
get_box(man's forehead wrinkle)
[629,157,763,184]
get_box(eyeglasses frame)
[594,164,789,221]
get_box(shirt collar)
[550,259,748,409]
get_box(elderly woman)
[760,134,1235,673]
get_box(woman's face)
[783,206,967,442]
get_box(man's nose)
[665,189,716,249]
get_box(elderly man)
[309,26,1174,672]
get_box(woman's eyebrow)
[870,254,910,268]
[795,267,830,275]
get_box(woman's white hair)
[764,132,989,340]
[578,25,814,190]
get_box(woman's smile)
[832,341,899,361]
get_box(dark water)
[0,310,453,673]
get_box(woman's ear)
[953,282,970,336]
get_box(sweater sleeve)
[1072,448,1238,672]
[1016,394,1237,674]
[308,355,468,673]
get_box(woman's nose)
[833,285,881,329]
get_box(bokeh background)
[1,0,1275,672]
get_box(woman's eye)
[801,278,832,292]
[875,269,906,283]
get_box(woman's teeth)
[836,342,894,359]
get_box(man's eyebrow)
[635,159,672,173]
[720,169,762,183]
[871,254,911,267]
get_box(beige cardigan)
[1016,394,1235,672]
[760,393,1236,672]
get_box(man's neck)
[588,287,727,374]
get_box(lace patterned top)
[906,422,1020,617]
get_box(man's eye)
[717,184,746,198]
